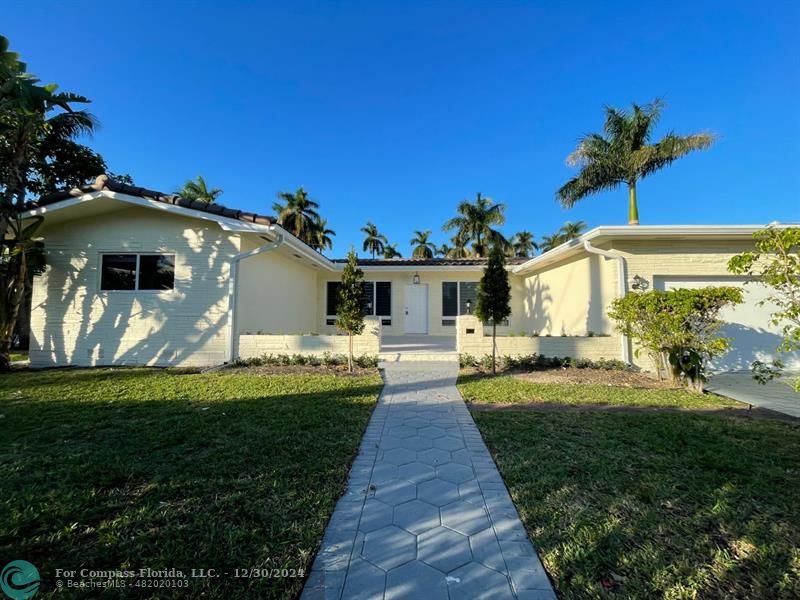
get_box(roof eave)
[512,224,776,275]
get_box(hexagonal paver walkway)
[301,362,555,600]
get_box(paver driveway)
[302,362,555,600]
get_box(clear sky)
[5,1,799,256]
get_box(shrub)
[608,287,743,391]
[459,354,478,368]
[461,353,633,373]
[234,352,376,369]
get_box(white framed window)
[100,253,175,291]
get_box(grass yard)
[464,372,800,599]
[458,371,743,410]
[0,368,382,599]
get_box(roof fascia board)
[512,224,774,275]
[21,190,336,270]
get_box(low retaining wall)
[237,317,381,359]
[456,315,622,361]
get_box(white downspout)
[226,228,284,363]
[582,240,631,364]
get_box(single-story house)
[21,176,797,372]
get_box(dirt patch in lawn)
[512,367,674,388]
[470,401,799,423]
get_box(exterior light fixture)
[631,275,650,291]
[412,272,420,285]
[466,299,472,314]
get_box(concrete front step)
[378,352,459,362]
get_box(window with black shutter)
[360,282,375,315]
[459,282,478,315]
[376,282,391,316]
[326,281,341,315]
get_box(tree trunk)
[0,249,28,371]
[348,332,354,373]
[491,322,497,375]
[628,182,640,225]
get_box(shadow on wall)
[712,323,797,372]
[35,226,234,367]
[523,277,552,334]
[585,254,608,336]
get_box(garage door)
[654,276,800,373]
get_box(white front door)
[404,284,428,334]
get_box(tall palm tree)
[410,230,437,259]
[443,192,508,257]
[558,220,587,241]
[273,187,320,246]
[436,244,451,258]
[361,222,388,259]
[383,244,402,259]
[557,99,715,225]
[311,218,335,253]
[539,233,563,253]
[177,175,222,203]
[511,231,538,257]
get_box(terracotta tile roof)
[332,257,530,266]
[27,175,276,227]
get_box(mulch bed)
[512,367,674,388]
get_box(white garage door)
[654,276,800,373]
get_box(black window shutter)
[459,282,478,315]
[442,282,458,316]
[326,281,341,315]
[360,282,375,315]
[376,282,391,316]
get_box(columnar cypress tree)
[475,243,511,374]
[336,248,365,372]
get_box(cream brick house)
[21,177,796,372]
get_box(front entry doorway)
[404,284,428,334]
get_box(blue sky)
[5,1,799,256]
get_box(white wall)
[238,317,381,358]
[236,235,319,334]
[456,315,621,360]
[30,207,238,367]
[520,252,617,336]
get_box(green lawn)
[466,373,800,600]
[458,372,743,409]
[0,368,382,599]
[10,351,28,362]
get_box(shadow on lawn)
[0,374,382,600]
[476,409,800,599]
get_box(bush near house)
[608,287,743,391]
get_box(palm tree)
[511,231,538,258]
[410,230,437,259]
[539,233,563,253]
[557,99,715,225]
[311,218,335,253]
[443,192,508,257]
[273,187,320,246]
[383,244,402,259]
[446,232,472,259]
[558,220,587,241]
[177,175,222,203]
[436,244,451,258]
[361,222,388,259]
